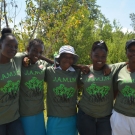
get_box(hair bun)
[1,28,12,36]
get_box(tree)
[130,13,135,31]
[23,0,107,62]
[0,0,19,30]
[1,0,134,65]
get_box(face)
[27,44,44,64]
[126,44,135,63]
[91,48,107,70]
[59,53,74,70]
[0,36,18,59]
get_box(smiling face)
[126,44,135,63]
[91,48,107,71]
[27,43,44,64]
[59,53,74,71]
[0,35,18,61]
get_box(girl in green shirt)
[77,40,125,135]
[0,28,25,135]
[45,45,79,135]
[111,39,135,135]
[19,39,48,135]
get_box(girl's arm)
[23,55,90,74]
[39,55,54,64]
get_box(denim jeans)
[77,109,112,135]
[0,118,25,135]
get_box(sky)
[96,0,135,32]
[11,0,135,32]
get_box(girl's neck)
[59,65,69,71]
[93,66,102,71]
[0,54,10,64]
[127,62,135,72]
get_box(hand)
[102,64,111,76]
[22,57,30,67]
[80,65,90,74]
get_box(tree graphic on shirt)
[0,80,20,99]
[86,83,110,102]
[53,84,75,102]
[121,85,135,105]
[25,77,44,96]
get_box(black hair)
[125,42,135,51]
[1,28,12,35]
[27,39,44,48]
[0,28,15,43]
[91,40,108,53]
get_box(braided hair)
[27,39,44,48]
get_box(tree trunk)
[3,0,9,28]
[29,0,42,41]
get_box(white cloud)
[121,27,134,33]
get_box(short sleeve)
[109,62,126,77]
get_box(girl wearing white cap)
[45,45,79,135]
[20,44,89,135]
[22,44,109,135]
[111,39,135,135]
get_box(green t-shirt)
[114,65,135,117]
[45,66,80,117]
[19,60,48,116]
[0,53,22,124]
[78,62,125,118]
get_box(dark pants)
[77,109,112,135]
[0,118,25,135]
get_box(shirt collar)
[55,66,75,71]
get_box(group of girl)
[0,27,135,135]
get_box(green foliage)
[1,0,133,65]
[107,30,135,64]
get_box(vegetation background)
[0,0,135,64]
